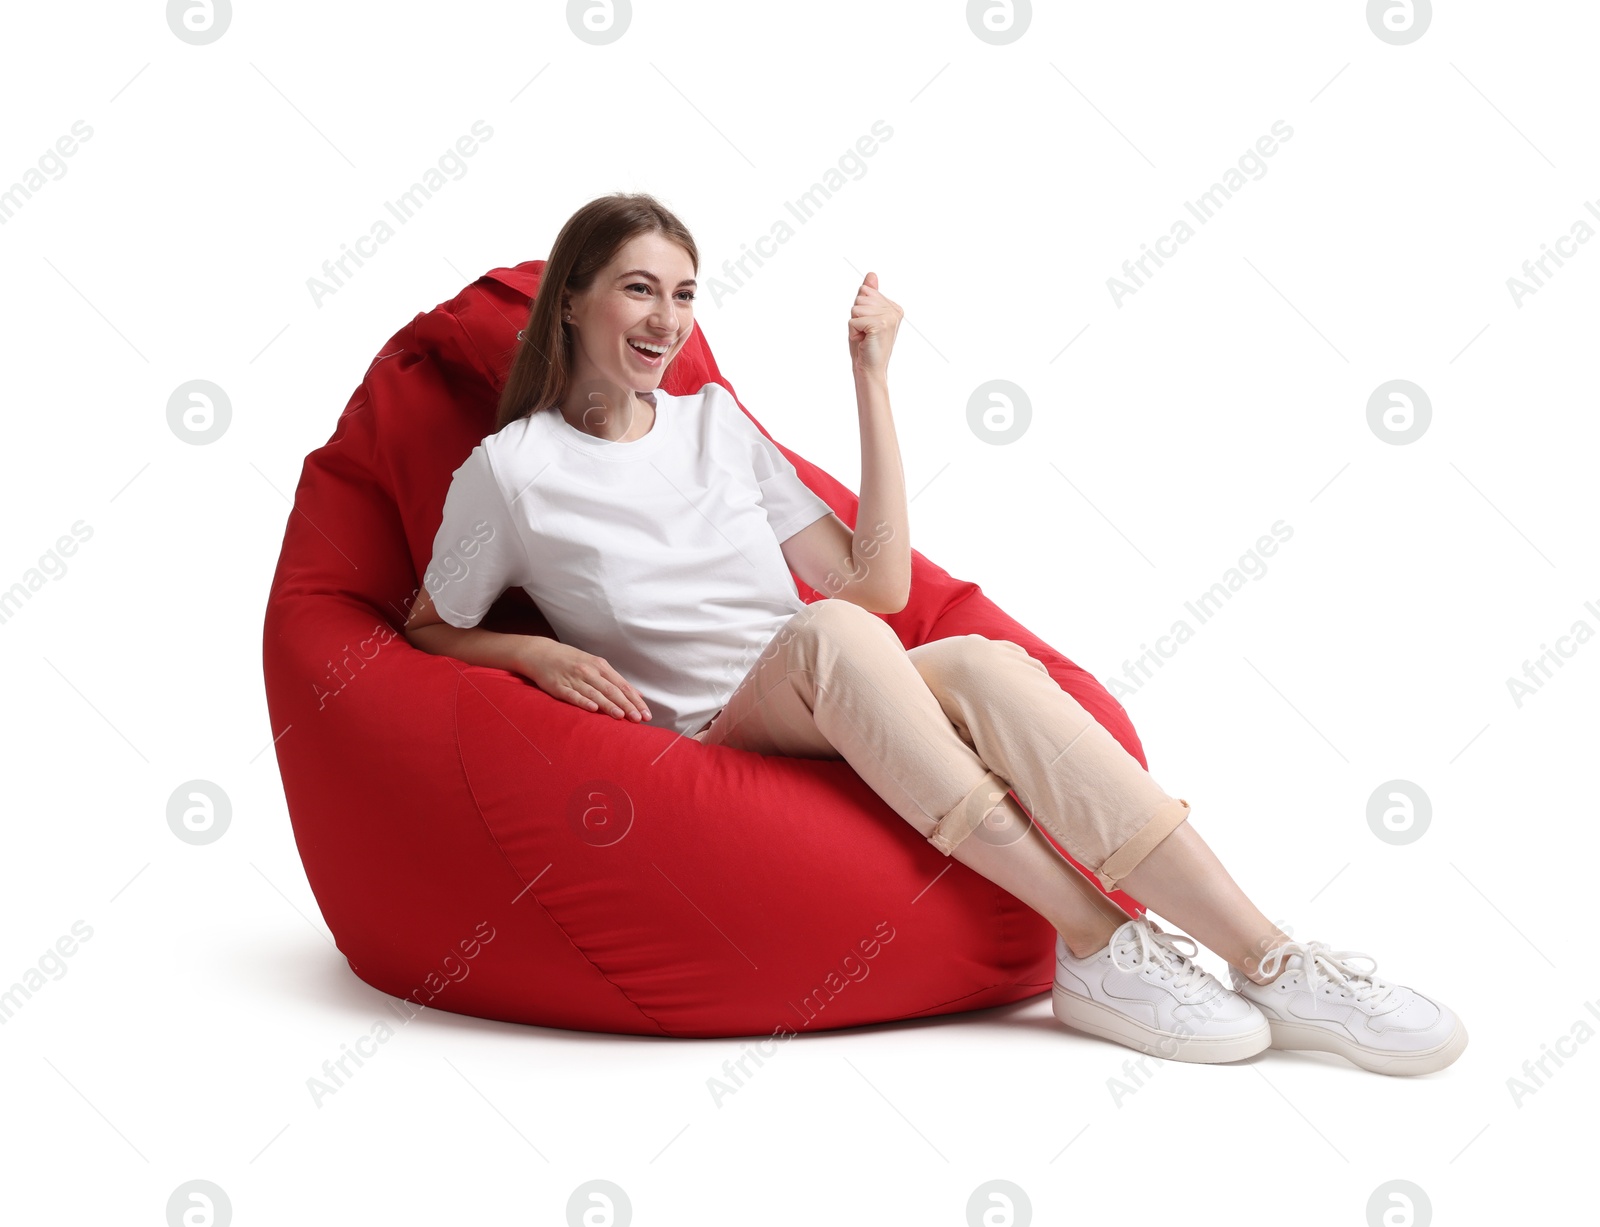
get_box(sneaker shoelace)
[1258,939,1397,1006]
[1110,918,1212,997]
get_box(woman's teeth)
[628,340,667,364]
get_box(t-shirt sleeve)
[729,397,834,544]
[422,442,530,629]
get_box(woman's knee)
[912,633,1039,690]
[755,598,896,671]
[793,597,897,650]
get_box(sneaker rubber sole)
[1051,982,1271,1064]
[1260,1015,1469,1075]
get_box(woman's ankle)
[1234,962,1280,987]
[1057,917,1120,960]
[1233,928,1297,985]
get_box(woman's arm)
[781,272,911,612]
[402,583,553,676]
[402,585,651,720]
[850,364,911,606]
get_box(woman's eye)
[627,283,693,302]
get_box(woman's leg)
[937,806,1142,957]
[696,600,1287,976]
[946,806,1296,981]
[905,632,1292,982]
[1114,824,1293,983]
[695,642,1141,958]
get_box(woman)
[403,192,1467,1075]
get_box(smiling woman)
[305,190,1474,1071]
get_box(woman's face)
[563,232,697,399]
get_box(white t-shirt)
[424,380,834,737]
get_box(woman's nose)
[652,298,683,329]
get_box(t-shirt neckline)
[551,389,671,461]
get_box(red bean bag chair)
[262,260,1156,1038]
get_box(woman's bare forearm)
[404,622,553,675]
[852,368,912,607]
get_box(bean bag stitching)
[448,666,674,1036]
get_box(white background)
[2,1,1594,1223]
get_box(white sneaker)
[1052,915,1271,1064]
[1229,939,1468,1076]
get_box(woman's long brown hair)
[495,192,699,433]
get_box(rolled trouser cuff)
[928,770,1011,856]
[1090,797,1192,892]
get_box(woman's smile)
[626,336,673,368]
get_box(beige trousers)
[690,598,1191,893]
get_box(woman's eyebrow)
[617,269,698,287]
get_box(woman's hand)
[847,271,904,377]
[519,638,653,722]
